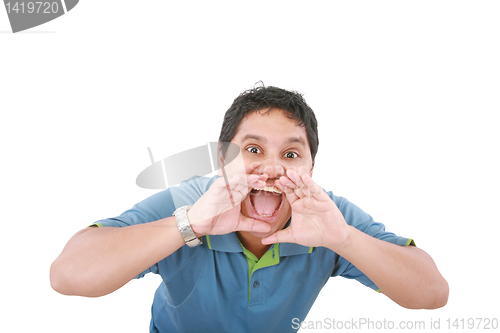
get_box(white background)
[1,1,499,332]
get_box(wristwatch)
[173,205,203,247]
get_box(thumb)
[261,228,295,245]
[237,216,272,234]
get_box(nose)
[263,164,285,180]
[252,155,285,180]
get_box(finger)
[277,176,300,204]
[297,173,318,199]
[228,173,263,188]
[245,174,266,189]
[212,175,239,195]
[273,179,285,193]
[261,228,295,245]
[237,216,272,234]
[258,174,269,183]
[223,176,239,207]
[231,174,265,201]
[288,169,313,199]
[209,176,241,208]
[231,174,258,192]
[286,169,305,188]
[301,173,329,201]
[288,170,322,200]
[277,175,296,191]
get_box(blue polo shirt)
[92,176,414,332]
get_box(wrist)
[187,209,205,238]
[325,225,355,254]
[173,205,203,247]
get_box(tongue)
[251,191,282,216]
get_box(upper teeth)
[253,186,282,194]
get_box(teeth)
[253,186,282,194]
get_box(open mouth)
[249,186,284,218]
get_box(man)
[50,85,448,332]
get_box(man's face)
[230,108,313,238]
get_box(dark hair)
[219,84,319,164]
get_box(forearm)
[329,226,449,309]
[50,217,184,297]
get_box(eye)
[284,151,299,158]
[246,146,261,154]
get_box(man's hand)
[261,169,351,248]
[261,170,449,309]
[188,174,271,237]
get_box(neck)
[236,231,271,259]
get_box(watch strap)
[173,205,203,247]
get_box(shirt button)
[253,281,260,288]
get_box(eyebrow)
[284,137,307,146]
[241,134,306,146]
[241,134,267,143]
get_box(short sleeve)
[327,192,415,291]
[88,175,218,279]
[89,187,178,228]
